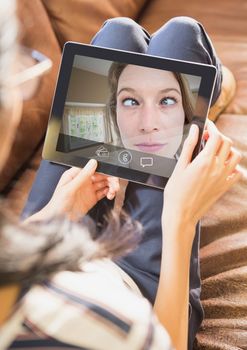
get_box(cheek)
[172,105,185,124]
[116,108,133,138]
[167,108,185,153]
[161,106,185,130]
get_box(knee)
[164,16,201,36]
[102,17,142,34]
[92,17,149,52]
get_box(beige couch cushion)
[212,39,247,115]
[42,0,148,46]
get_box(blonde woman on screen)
[107,62,195,159]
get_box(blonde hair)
[0,0,18,110]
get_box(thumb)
[176,124,199,170]
[82,159,98,174]
[72,159,98,186]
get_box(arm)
[24,159,119,223]
[154,121,243,350]
[154,217,193,350]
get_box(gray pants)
[23,17,222,350]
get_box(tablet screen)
[43,43,216,188]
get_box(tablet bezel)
[43,42,216,189]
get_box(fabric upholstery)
[212,40,247,115]
[197,113,247,349]
[41,0,148,47]
[208,67,236,122]
[0,0,61,192]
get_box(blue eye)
[122,98,139,106]
[160,97,177,106]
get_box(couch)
[1,0,247,349]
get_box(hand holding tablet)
[43,43,216,188]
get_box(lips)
[135,143,167,153]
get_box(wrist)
[161,210,196,248]
[24,204,54,224]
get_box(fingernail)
[85,159,97,169]
[189,124,197,136]
[107,193,114,200]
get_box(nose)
[139,104,159,133]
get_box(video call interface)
[57,54,202,178]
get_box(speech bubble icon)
[140,157,153,167]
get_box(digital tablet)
[43,42,216,189]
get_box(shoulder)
[22,261,173,350]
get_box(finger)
[91,173,108,182]
[105,177,120,200]
[175,124,199,170]
[83,159,98,173]
[217,136,233,165]
[200,120,222,160]
[96,188,108,201]
[57,167,81,186]
[106,188,117,200]
[225,166,243,187]
[74,159,98,183]
[92,176,119,199]
[67,159,98,192]
[93,180,108,191]
[225,148,242,175]
[107,176,120,193]
[106,192,115,200]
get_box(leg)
[91,17,150,52]
[22,17,150,219]
[117,183,162,301]
[147,16,222,105]
[117,184,202,350]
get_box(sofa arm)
[0,0,61,192]
[42,0,149,47]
